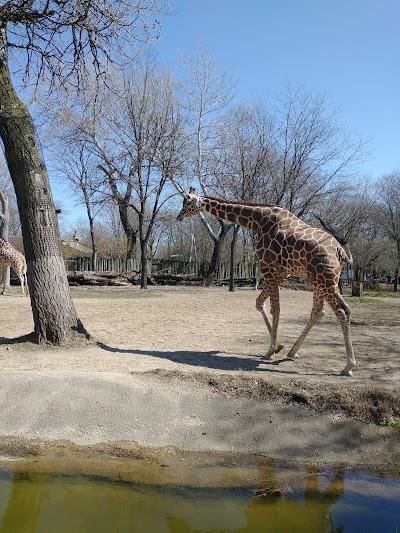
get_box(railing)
[65,257,148,274]
[64,257,258,280]
[153,259,257,279]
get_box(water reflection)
[0,457,399,533]
[168,460,346,532]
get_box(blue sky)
[49,0,398,230]
[155,0,399,179]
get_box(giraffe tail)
[338,244,353,265]
[313,214,353,265]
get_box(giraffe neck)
[199,196,270,233]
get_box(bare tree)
[375,172,400,291]
[207,88,368,289]
[315,183,386,280]
[178,46,236,286]
[0,1,170,343]
[262,83,369,217]
[54,142,103,269]
[49,57,185,287]
[214,100,276,289]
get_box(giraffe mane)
[202,195,279,209]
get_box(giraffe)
[176,188,356,376]
[0,239,28,296]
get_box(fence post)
[352,281,363,297]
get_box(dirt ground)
[0,285,399,468]
[0,285,399,388]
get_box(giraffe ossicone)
[176,188,356,377]
[0,239,28,296]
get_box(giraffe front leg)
[266,291,283,358]
[256,287,284,359]
[0,264,6,295]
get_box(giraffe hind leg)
[19,273,25,296]
[14,268,25,296]
[287,291,324,360]
[23,273,28,296]
[326,292,356,376]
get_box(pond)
[0,449,399,533]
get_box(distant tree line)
[34,50,400,289]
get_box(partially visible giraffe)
[0,239,28,296]
[176,188,356,376]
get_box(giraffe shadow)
[97,342,301,374]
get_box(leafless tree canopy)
[1,0,172,85]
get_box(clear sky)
[155,0,399,179]
[49,0,399,230]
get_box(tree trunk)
[0,27,89,344]
[88,213,97,272]
[0,189,10,289]
[126,231,137,259]
[82,183,97,271]
[229,225,240,292]
[140,240,148,289]
[203,221,232,287]
[114,198,137,259]
[394,242,399,293]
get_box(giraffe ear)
[189,187,196,195]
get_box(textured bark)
[203,221,232,287]
[140,241,148,289]
[229,225,240,292]
[0,26,88,344]
[0,189,10,288]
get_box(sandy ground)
[0,285,399,468]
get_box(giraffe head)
[176,187,202,221]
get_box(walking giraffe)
[0,239,28,296]
[176,188,356,376]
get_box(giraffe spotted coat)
[0,239,28,296]
[177,188,356,376]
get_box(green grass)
[346,290,400,304]
[347,296,385,304]
[362,290,400,298]
[381,422,400,430]
[343,287,400,299]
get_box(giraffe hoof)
[275,343,285,354]
[264,345,276,359]
[340,368,353,377]
[263,343,285,360]
[287,349,299,359]
[264,352,274,360]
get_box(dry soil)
[0,285,399,468]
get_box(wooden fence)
[65,257,147,274]
[64,257,258,281]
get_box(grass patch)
[348,296,384,304]
[381,422,400,430]
[343,287,400,300]
[149,369,400,426]
[362,290,400,299]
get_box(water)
[0,453,399,532]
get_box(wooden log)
[67,271,131,286]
